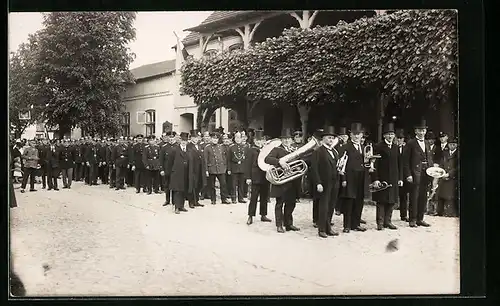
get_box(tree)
[181,9,458,136]
[9,35,45,139]
[34,12,137,136]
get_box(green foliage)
[18,12,137,136]
[181,9,457,114]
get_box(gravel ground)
[10,180,460,296]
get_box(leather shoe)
[211,201,216,205]
[136,190,140,194]
[189,204,195,208]
[195,203,204,207]
[175,209,180,214]
[401,217,409,222]
[231,200,237,204]
[384,223,398,230]
[260,216,272,222]
[285,225,300,231]
[409,221,417,227]
[221,200,230,204]
[312,222,318,228]
[247,216,253,225]
[360,219,366,224]
[277,226,285,233]
[326,230,339,236]
[352,226,366,232]
[179,207,188,212]
[238,200,247,204]
[343,228,350,233]
[417,221,431,227]
[162,202,170,206]
[318,232,328,238]
[377,224,384,231]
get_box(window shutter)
[137,111,146,124]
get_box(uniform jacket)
[339,141,366,199]
[245,146,267,184]
[21,146,39,169]
[106,144,115,165]
[402,138,434,182]
[166,145,195,192]
[434,142,449,166]
[112,143,129,167]
[47,145,60,169]
[130,143,146,169]
[264,145,300,199]
[438,149,458,200]
[228,143,248,173]
[85,145,100,165]
[370,141,402,204]
[80,144,88,162]
[97,144,107,165]
[187,142,206,188]
[310,144,340,189]
[204,144,228,175]
[142,144,162,170]
[73,144,83,163]
[59,146,75,169]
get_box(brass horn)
[369,181,392,192]
[364,143,381,172]
[258,137,321,185]
[425,166,447,206]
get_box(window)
[204,49,218,57]
[145,109,156,136]
[18,110,31,120]
[121,112,130,137]
[228,43,243,52]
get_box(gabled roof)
[184,11,252,32]
[130,59,176,81]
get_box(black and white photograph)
[9,9,466,297]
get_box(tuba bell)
[258,137,321,185]
[425,166,447,207]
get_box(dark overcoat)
[167,146,195,192]
[142,144,162,170]
[159,143,174,174]
[228,144,249,173]
[73,145,83,163]
[370,141,402,204]
[339,141,366,199]
[85,145,100,165]
[113,144,129,167]
[187,142,207,189]
[47,146,60,169]
[438,150,458,200]
[264,145,300,199]
[402,138,434,184]
[245,146,267,184]
[131,143,146,169]
[310,145,340,190]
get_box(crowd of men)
[10,118,458,238]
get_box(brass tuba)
[258,137,321,185]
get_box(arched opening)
[179,113,194,132]
[311,10,376,28]
[251,13,299,45]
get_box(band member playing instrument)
[334,127,348,216]
[246,130,272,225]
[204,132,230,205]
[228,132,248,204]
[395,129,410,221]
[264,128,301,233]
[370,123,403,230]
[187,129,205,208]
[402,119,435,227]
[311,126,341,238]
[339,123,367,233]
[167,132,194,214]
[437,136,458,217]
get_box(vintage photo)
[8,10,459,296]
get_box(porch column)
[234,21,262,49]
[198,33,215,57]
[289,10,319,29]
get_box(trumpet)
[364,143,381,172]
[337,151,348,174]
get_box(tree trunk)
[297,103,310,142]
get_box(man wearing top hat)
[395,129,410,221]
[370,123,403,230]
[264,128,301,233]
[160,132,177,205]
[228,131,249,204]
[113,136,129,190]
[187,129,205,208]
[245,129,272,225]
[402,119,435,227]
[166,132,194,214]
[142,135,161,194]
[333,127,348,216]
[310,126,341,238]
[437,136,458,217]
[339,123,368,233]
[204,132,230,205]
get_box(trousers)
[248,183,269,216]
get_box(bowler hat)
[322,126,337,137]
[349,123,364,134]
[313,128,324,139]
[254,130,264,140]
[425,131,436,140]
[382,123,395,135]
[280,128,293,139]
[180,132,189,140]
[415,118,428,129]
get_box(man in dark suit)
[167,132,194,214]
[309,128,324,228]
[434,131,450,171]
[228,131,249,204]
[59,139,75,189]
[199,131,212,200]
[106,138,116,188]
[160,132,176,205]
[339,123,367,233]
[130,134,146,193]
[264,128,302,233]
[310,126,341,238]
[47,139,60,191]
[402,119,435,227]
[187,129,205,208]
[37,138,50,188]
[245,130,271,225]
[437,136,458,217]
[84,138,100,185]
[370,123,403,230]
[113,136,129,190]
[395,129,410,221]
[97,139,109,185]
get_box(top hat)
[190,129,199,137]
[438,131,449,138]
[254,129,264,140]
[280,128,294,139]
[349,123,364,134]
[322,126,337,137]
[179,132,189,140]
[425,131,436,140]
[247,128,255,137]
[414,118,428,129]
[382,123,395,134]
[395,129,405,138]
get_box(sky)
[8,11,213,69]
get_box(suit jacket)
[97,145,107,165]
[370,141,402,204]
[130,143,146,169]
[264,145,300,199]
[166,145,194,192]
[438,149,458,200]
[434,142,449,165]
[59,146,75,169]
[187,142,206,188]
[22,146,39,169]
[204,144,228,175]
[159,143,174,173]
[245,146,267,184]
[142,144,161,170]
[85,145,100,165]
[402,138,434,183]
[339,141,366,199]
[112,144,129,167]
[310,145,340,189]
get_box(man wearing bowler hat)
[437,136,459,217]
[310,126,341,238]
[370,122,403,230]
[167,132,194,214]
[264,128,301,233]
[402,119,435,227]
[395,129,410,221]
[339,123,367,233]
